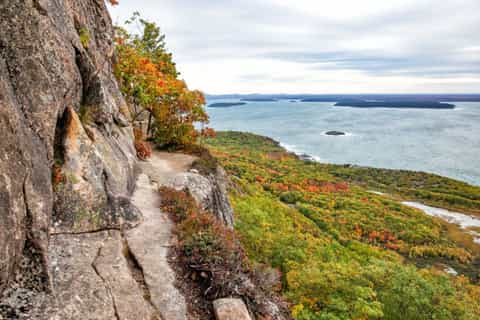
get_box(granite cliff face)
[0,0,137,300]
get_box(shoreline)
[272,136,479,187]
[279,142,323,162]
[402,201,480,244]
[277,139,480,252]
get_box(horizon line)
[205,93,480,96]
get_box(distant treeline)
[208,102,247,108]
[206,93,480,102]
[240,98,277,102]
[334,99,455,109]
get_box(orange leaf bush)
[52,164,65,188]
[134,141,152,160]
[114,15,209,148]
[133,127,152,160]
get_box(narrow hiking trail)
[39,151,199,320]
[29,151,237,320]
[127,151,198,320]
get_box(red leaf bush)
[158,187,291,318]
[134,127,152,160]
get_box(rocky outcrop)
[0,0,137,313]
[207,166,235,228]
[45,231,158,319]
[213,298,252,320]
[135,150,235,227]
[53,107,139,234]
[169,166,234,228]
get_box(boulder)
[168,166,234,228]
[213,298,252,320]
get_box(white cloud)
[108,0,480,94]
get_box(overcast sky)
[108,0,480,94]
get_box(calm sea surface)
[206,100,480,186]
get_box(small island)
[325,131,346,136]
[334,99,455,109]
[208,102,247,108]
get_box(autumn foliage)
[204,131,480,320]
[133,128,152,160]
[158,187,287,317]
[200,127,217,139]
[114,14,210,148]
[159,187,247,294]
[52,164,65,188]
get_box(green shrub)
[280,191,303,204]
[78,27,90,48]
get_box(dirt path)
[140,152,197,185]
[126,151,197,320]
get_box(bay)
[206,100,480,186]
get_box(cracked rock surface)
[127,173,187,320]
[92,231,159,320]
[46,232,118,320]
[5,152,206,319]
[0,0,138,296]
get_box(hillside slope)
[205,131,480,319]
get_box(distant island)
[207,99,456,109]
[325,130,346,136]
[208,102,247,108]
[240,98,277,102]
[334,99,455,109]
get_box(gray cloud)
[109,0,480,93]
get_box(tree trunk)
[147,112,153,137]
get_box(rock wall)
[0,0,137,294]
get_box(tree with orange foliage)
[114,13,210,148]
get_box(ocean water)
[205,100,480,186]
